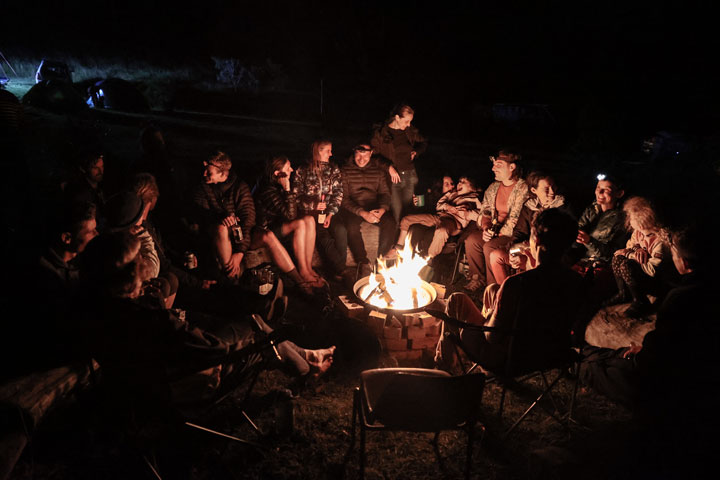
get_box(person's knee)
[261,230,278,246]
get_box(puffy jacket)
[292,162,343,216]
[340,157,391,215]
[254,180,298,229]
[191,172,255,253]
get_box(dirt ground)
[3,95,704,480]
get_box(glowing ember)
[357,238,432,310]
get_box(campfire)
[353,239,436,313]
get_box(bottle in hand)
[317,194,326,224]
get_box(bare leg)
[214,224,233,267]
[303,216,322,280]
[261,229,296,273]
[282,219,314,281]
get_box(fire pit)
[353,275,437,314]
[352,239,437,314]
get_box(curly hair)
[623,196,660,232]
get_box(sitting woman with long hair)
[254,155,325,293]
[292,140,345,275]
[604,196,675,318]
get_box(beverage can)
[184,251,198,270]
[415,194,425,207]
[231,224,243,243]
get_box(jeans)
[390,168,418,224]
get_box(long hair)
[623,196,659,232]
[309,140,331,174]
[265,155,290,183]
[386,103,414,124]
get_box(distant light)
[676,151,679,155]
[98,89,104,97]
[596,173,606,181]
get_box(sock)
[285,268,305,285]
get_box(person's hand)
[222,215,237,228]
[129,224,145,236]
[614,248,630,257]
[576,230,591,245]
[142,278,164,299]
[622,343,643,359]
[632,248,649,264]
[225,252,244,278]
[370,209,385,222]
[360,211,375,223]
[388,166,401,184]
[509,253,527,271]
[317,202,327,211]
[412,195,418,206]
[323,213,333,229]
[482,229,494,242]
[445,205,459,215]
[410,150,417,161]
[201,279,217,290]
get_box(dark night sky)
[4,1,718,133]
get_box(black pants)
[333,209,396,264]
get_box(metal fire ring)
[352,275,437,315]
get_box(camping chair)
[91,318,289,479]
[428,308,580,438]
[347,368,486,480]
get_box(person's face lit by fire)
[318,144,333,163]
[86,157,104,184]
[65,217,98,254]
[594,180,623,211]
[442,176,454,193]
[393,113,413,130]
[629,217,658,244]
[278,160,293,178]
[353,145,373,168]
[532,178,556,208]
[491,154,516,183]
[456,177,474,195]
[203,162,228,184]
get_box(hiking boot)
[602,291,629,308]
[626,299,652,319]
[464,274,484,293]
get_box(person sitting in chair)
[73,231,336,407]
[391,175,481,259]
[436,209,583,373]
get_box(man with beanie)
[190,151,255,279]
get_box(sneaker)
[464,274,484,293]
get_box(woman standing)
[254,155,324,293]
[292,140,345,275]
[371,104,428,223]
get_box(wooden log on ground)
[584,303,656,350]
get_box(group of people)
[6,94,720,473]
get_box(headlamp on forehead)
[596,173,607,181]
[354,145,372,153]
